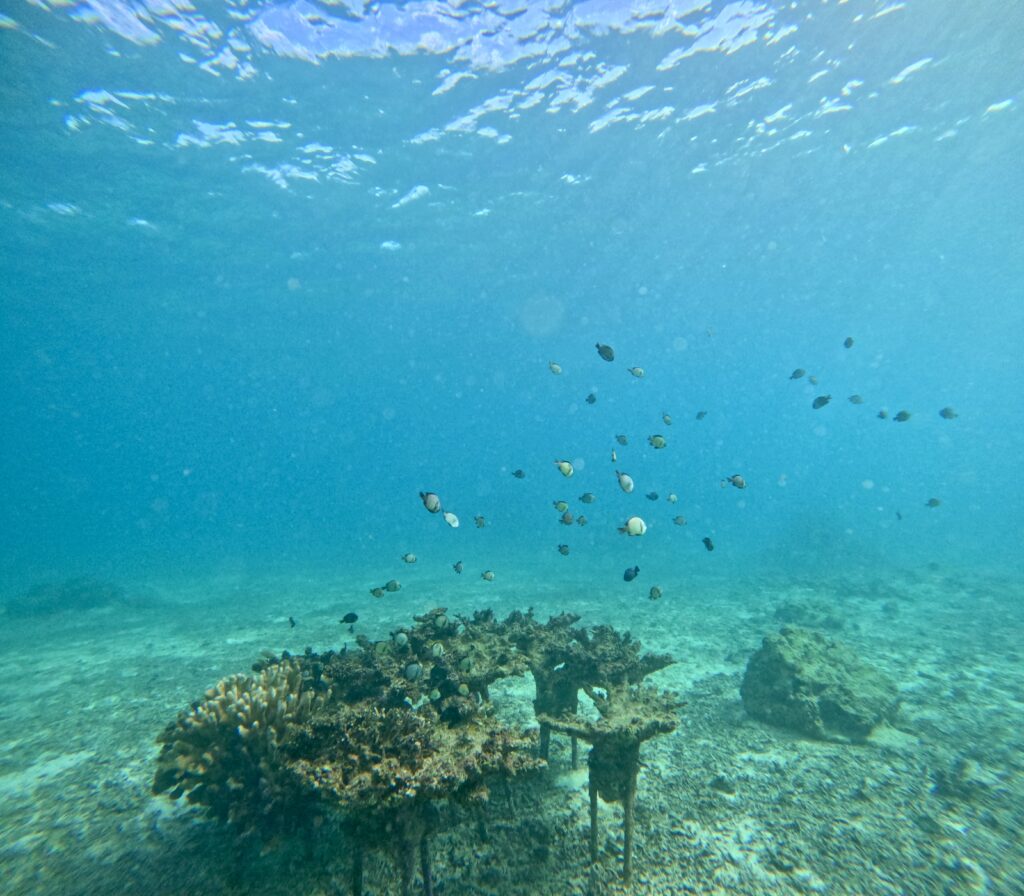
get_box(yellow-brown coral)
[152,658,327,836]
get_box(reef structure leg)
[623,765,637,882]
[399,837,416,896]
[588,776,599,865]
[351,845,364,896]
[420,834,434,896]
[571,736,579,770]
[389,805,434,896]
[539,722,551,761]
[587,736,641,881]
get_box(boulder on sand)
[740,626,898,742]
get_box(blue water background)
[1,0,1022,600]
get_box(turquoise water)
[1,1,1022,894]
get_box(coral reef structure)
[502,610,586,765]
[153,607,681,893]
[740,625,898,742]
[284,607,542,896]
[535,625,680,881]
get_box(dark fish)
[812,395,831,410]
[576,514,588,526]
[452,560,463,574]
[925,498,941,508]
[896,510,903,520]
[877,410,889,420]
[341,612,358,625]
[844,336,854,348]
[808,375,819,385]
[615,434,629,446]
[474,515,486,528]
[512,469,526,479]
[894,410,911,422]
[596,342,615,362]
[696,410,707,420]
[585,393,597,405]
[557,544,570,556]
[645,491,659,501]
[848,394,864,405]
[579,492,596,504]
[721,474,746,489]
[648,585,662,601]
[384,579,401,592]
[370,587,385,598]
[673,515,687,526]
[939,407,958,420]
[789,369,805,380]
[288,616,297,628]
[560,510,574,525]
[702,536,714,552]
[623,565,640,582]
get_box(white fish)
[618,516,647,536]
[443,511,459,528]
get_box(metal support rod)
[623,769,637,881]
[420,835,434,896]
[400,836,416,896]
[351,845,363,896]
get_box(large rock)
[740,626,898,742]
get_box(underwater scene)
[1,0,1022,893]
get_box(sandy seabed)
[1,565,1021,896]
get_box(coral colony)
[153,609,680,893]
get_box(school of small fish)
[339,333,957,620]
[790,335,956,518]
